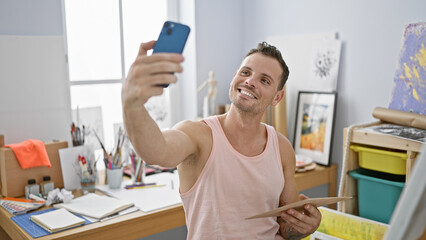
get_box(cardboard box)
[0,141,68,197]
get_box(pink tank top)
[181,116,285,240]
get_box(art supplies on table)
[145,164,177,176]
[30,208,85,233]
[124,182,156,189]
[96,172,181,212]
[59,146,86,190]
[94,127,125,170]
[77,153,97,193]
[125,184,166,190]
[40,176,55,196]
[54,193,134,220]
[24,179,40,199]
[0,197,45,215]
[86,206,140,223]
[106,167,123,189]
[11,208,92,238]
[123,161,177,178]
[70,122,85,146]
[129,149,145,182]
[59,146,98,192]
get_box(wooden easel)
[262,86,288,137]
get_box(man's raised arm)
[121,41,194,167]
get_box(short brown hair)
[245,42,289,90]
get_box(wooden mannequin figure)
[197,71,217,118]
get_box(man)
[122,41,321,239]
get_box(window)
[64,0,176,150]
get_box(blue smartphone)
[153,21,191,87]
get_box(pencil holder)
[107,167,123,189]
[80,175,96,193]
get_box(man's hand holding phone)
[153,21,190,87]
[122,21,190,110]
[121,41,184,111]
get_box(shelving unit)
[339,123,423,215]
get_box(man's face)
[229,53,283,114]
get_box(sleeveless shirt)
[180,116,285,240]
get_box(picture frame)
[293,91,337,166]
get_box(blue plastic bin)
[349,169,405,223]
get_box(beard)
[230,90,264,115]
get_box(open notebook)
[54,193,134,219]
[30,208,85,233]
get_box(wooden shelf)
[340,124,423,215]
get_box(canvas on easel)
[384,146,426,240]
[389,22,426,115]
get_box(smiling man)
[122,41,321,239]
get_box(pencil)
[124,182,156,189]
[126,184,166,190]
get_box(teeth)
[241,90,255,98]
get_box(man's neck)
[219,105,266,147]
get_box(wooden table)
[0,201,185,240]
[295,164,338,209]
[0,164,337,239]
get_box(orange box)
[0,141,68,197]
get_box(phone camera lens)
[166,28,172,35]
[164,22,169,27]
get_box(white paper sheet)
[59,146,86,190]
[96,172,181,212]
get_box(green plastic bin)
[349,169,405,223]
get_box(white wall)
[0,0,71,145]
[194,0,244,116]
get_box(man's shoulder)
[273,130,291,147]
[173,119,212,139]
[274,130,295,163]
[175,119,210,130]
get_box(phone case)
[153,21,190,54]
[153,21,190,87]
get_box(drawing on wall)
[314,51,335,78]
[389,22,426,115]
[308,39,342,91]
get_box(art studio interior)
[0,0,425,239]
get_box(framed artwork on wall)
[293,91,337,166]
